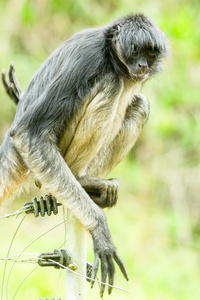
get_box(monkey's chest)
[62,81,141,176]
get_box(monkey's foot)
[91,229,129,296]
[1,62,22,104]
[77,176,119,209]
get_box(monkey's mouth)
[131,73,149,82]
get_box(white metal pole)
[66,209,87,300]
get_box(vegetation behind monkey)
[1,14,168,296]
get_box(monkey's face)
[124,45,161,82]
[114,39,163,83]
[110,15,168,82]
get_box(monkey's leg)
[10,128,128,294]
[77,176,119,208]
[87,93,150,178]
[0,135,27,203]
[75,95,149,210]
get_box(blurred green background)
[0,0,200,299]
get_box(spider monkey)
[1,14,168,296]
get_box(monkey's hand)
[77,176,119,208]
[1,62,23,105]
[90,220,129,296]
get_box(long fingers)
[100,255,108,296]
[1,66,20,104]
[107,254,115,295]
[1,69,10,95]
[8,62,22,96]
[114,251,129,281]
[91,253,99,288]
[91,252,117,297]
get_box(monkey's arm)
[10,122,128,296]
[1,63,23,104]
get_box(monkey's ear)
[112,34,118,44]
[112,26,120,44]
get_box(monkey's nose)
[138,63,147,72]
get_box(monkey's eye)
[147,51,156,58]
[132,50,139,57]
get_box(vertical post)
[66,209,87,300]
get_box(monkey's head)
[107,14,169,82]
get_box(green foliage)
[20,1,37,26]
